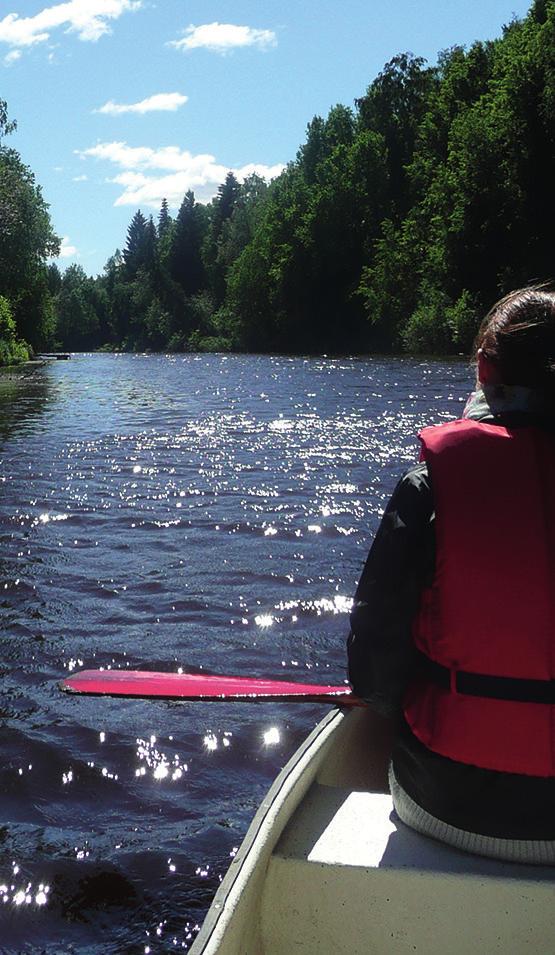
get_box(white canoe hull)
[191,707,555,954]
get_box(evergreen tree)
[157,198,172,238]
[206,172,241,304]
[169,191,207,296]
[210,172,241,243]
[47,263,63,296]
[217,174,269,270]
[144,215,157,273]
[123,210,149,278]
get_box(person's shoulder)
[397,460,430,493]
[420,417,491,454]
[383,460,433,527]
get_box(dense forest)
[3,0,555,363]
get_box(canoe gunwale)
[190,706,345,954]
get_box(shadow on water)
[0,364,54,443]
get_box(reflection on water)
[0,353,472,952]
[0,364,53,442]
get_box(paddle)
[60,669,362,705]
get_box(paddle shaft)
[61,669,362,705]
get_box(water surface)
[0,353,471,953]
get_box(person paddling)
[348,286,555,863]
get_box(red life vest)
[403,417,555,777]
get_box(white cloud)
[0,1,141,50]
[169,22,276,54]
[3,48,21,65]
[79,141,216,171]
[77,140,284,207]
[72,173,88,181]
[58,236,78,257]
[95,92,188,115]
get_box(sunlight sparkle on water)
[135,737,188,782]
[250,594,353,630]
[268,418,294,432]
[0,872,50,909]
[254,613,274,628]
[276,594,353,616]
[263,727,281,746]
[37,512,68,525]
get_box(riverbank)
[0,359,47,380]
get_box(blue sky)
[1,0,532,277]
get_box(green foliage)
[170,192,207,297]
[0,295,30,366]
[402,286,478,353]
[0,101,59,352]
[297,105,356,183]
[185,293,233,352]
[55,265,100,350]
[188,329,233,353]
[204,172,242,305]
[210,172,241,241]
[0,338,29,366]
[123,210,155,279]
[157,198,172,239]
[0,295,16,340]
[0,99,16,140]
[143,299,172,351]
[357,54,437,218]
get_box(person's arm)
[347,462,434,716]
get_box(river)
[0,353,471,953]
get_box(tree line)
[3,0,555,362]
[47,172,269,354]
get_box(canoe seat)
[261,780,555,953]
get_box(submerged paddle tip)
[60,679,79,694]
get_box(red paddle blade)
[60,669,360,705]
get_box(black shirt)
[347,453,555,840]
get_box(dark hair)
[475,286,555,393]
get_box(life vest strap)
[417,651,555,704]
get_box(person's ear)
[477,348,501,385]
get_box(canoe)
[190,706,555,954]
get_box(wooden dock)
[36,353,71,360]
